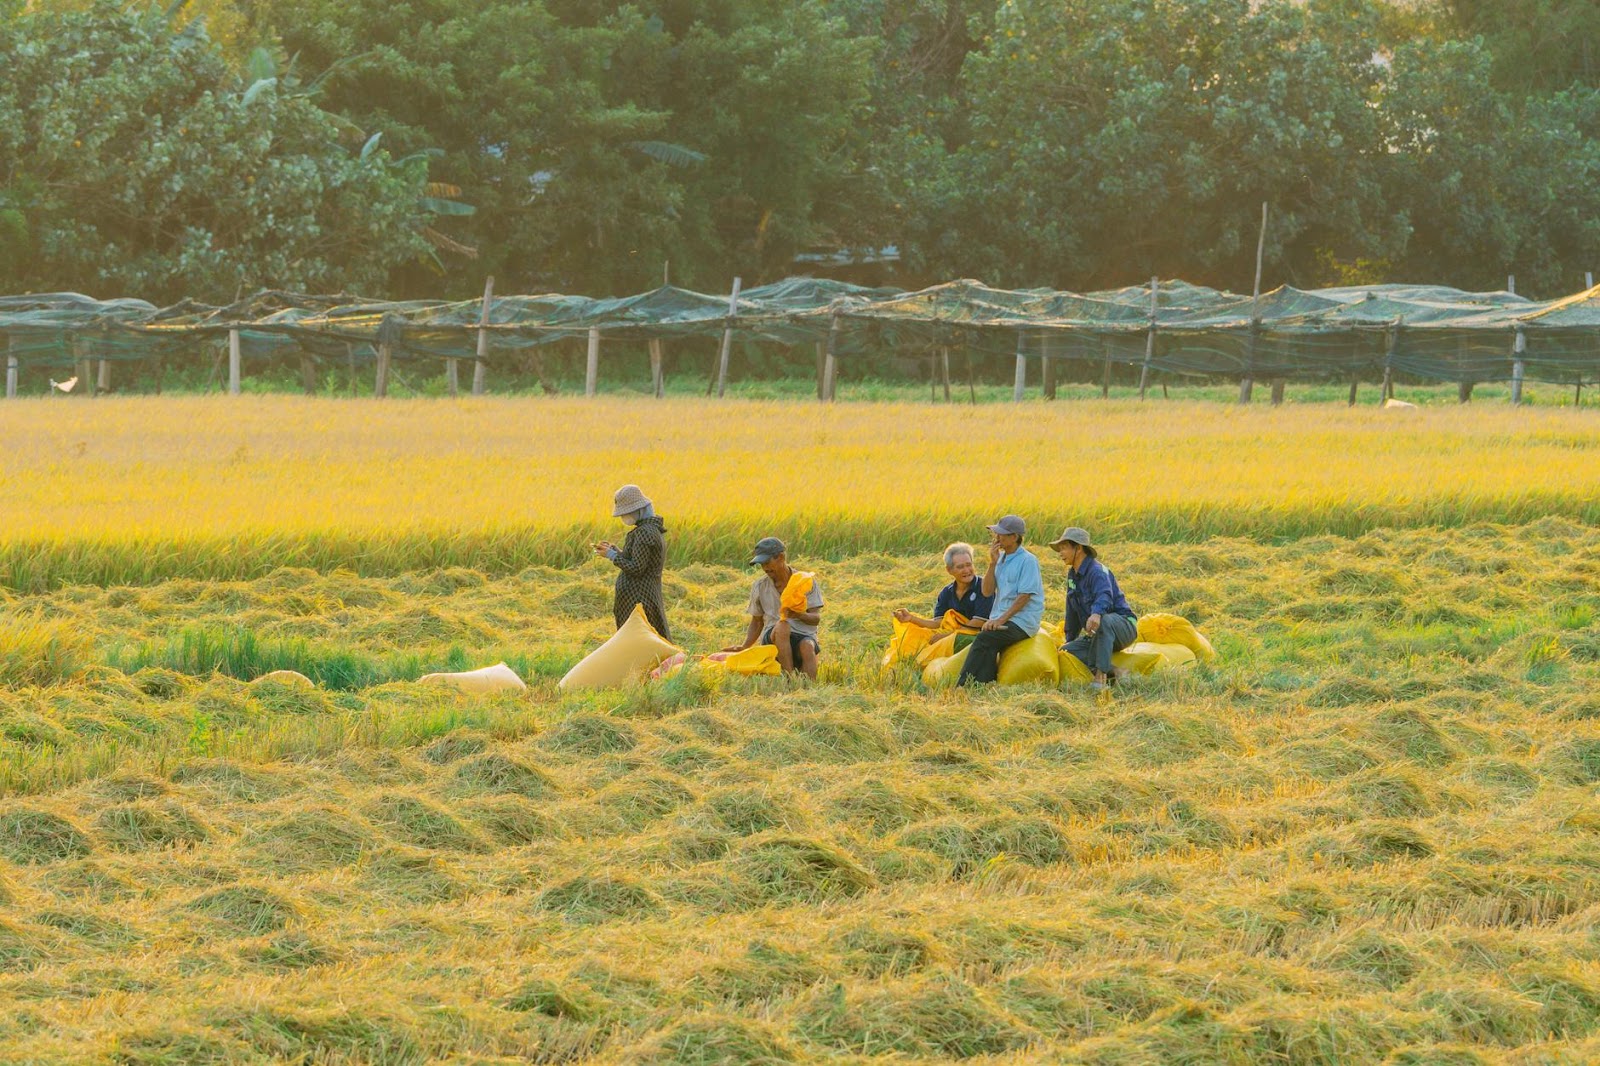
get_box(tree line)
[2,0,1597,304]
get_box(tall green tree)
[0,1,429,302]
[1381,37,1600,293]
[260,0,878,296]
[900,0,1406,290]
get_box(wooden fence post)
[473,276,493,396]
[346,343,358,397]
[5,334,16,399]
[1239,202,1268,404]
[822,312,840,402]
[445,355,459,397]
[1013,332,1028,402]
[299,353,318,396]
[1507,274,1516,295]
[1042,335,1056,400]
[585,327,600,397]
[1510,328,1526,405]
[1138,277,1159,400]
[1381,323,1399,401]
[940,346,952,402]
[374,343,391,398]
[649,338,665,398]
[1587,271,1594,290]
[715,276,742,398]
[228,328,241,395]
[98,358,112,395]
[815,342,826,400]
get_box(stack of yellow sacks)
[909,611,1214,688]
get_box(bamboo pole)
[227,329,241,395]
[1586,271,1594,290]
[1507,274,1516,295]
[98,358,112,395]
[1100,335,1113,399]
[715,276,742,398]
[585,327,600,397]
[5,334,16,399]
[1510,328,1526,405]
[940,347,952,402]
[649,338,664,398]
[473,276,493,396]
[1013,332,1027,402]
[1042,335,1056,400]
[965,337,977,405]
[1138,277,1159,400]
[815,342,825,400]
[299,353,318,396]
[445,354,459,396]
[1238,202,1268,404]
[347,343,358,397]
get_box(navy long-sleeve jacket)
[1064,557,1135,641]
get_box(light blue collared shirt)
[991,548,1045,636]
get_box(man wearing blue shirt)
[1050,525,1137,692]
[958,515,1045,686]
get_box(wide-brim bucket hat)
[612,484,652,516]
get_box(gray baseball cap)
[1048,526,1093,549]
[749,536,787,565]
[986,515,1026,536]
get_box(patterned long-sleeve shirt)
[610,516,670,639]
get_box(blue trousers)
[1062,613,1138,676]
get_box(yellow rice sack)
[558,605,681,690]
[997,631,1062,686]
[1135,613,1216,661]
[882,617,935,668]
[420,662,528,693]
[780,571,815,614]
[916,632,959,668]
[703,644,782,677]
[1058,650,1094,684]
[922,645,970,688]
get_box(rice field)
[2,395,1600,1064]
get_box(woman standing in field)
[593,484,671,640]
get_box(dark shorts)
[761,627,820,662]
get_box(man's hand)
[892,608,912,624]
[719,644,747,654]
[982,618,1005,632]
[592,541,614,557]
[988,539,1004,565]
[1085,613,1102,637]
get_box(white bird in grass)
[51,376,78,393]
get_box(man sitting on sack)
[1050,525,1138,693]
[722,536,824,679]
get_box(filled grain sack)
[419,662,528,693]
[558,605,680,691]
[251,669,315,688]
[922,644,971,688]
[1134,613,1216,661]
[997,631,1062,686]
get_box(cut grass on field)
[1,519,1599,1062]
[3,395,1599,589]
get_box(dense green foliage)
[0,2,430,302]
[4,0,1599,299]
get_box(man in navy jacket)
[1050,526,1137,692]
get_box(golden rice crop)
[1,520,1599,1063]
[2,394,1598,588]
